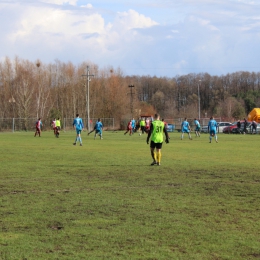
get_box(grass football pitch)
[0,130,260,260]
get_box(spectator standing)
[243,118,248,134]
[237,120,241,134]
[251,120,257,134]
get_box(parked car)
[242,121,260,134]
[223,121,244,134]
[217,122,232,133]
[251,122,260,133]
[223,120,260,134]
[201,125,209,133]
[201,122,232,133]
[166,124,175,132]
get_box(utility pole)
[177,80,181,112]
[128,85,135,117]
[82,66,94,131]
[198,80,201,120]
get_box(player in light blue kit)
[181,118,192,140]
[88,118,103,139]
[208,116,218,143]
[194,118,201,137]
[73,113,84,146]
[131,118,136,135]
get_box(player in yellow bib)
[139,117,146,135]
[55,118,61,138]
[146,114,169,166]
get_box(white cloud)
[194,17,220,32]
[236,0,256,3]
[9,6,105,41]
[1,0,260,76]
[40,0,78,5]
[114,9,158,30]
[0,1,160,69]
[80,4,93,8]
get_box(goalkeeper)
[146,113,169,166]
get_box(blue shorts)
[195,126,201,131]
[95,129,102,135]
[210,130,216,136]
[182,128,190,133]
[76,128,82,134]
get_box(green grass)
[1,131,260,260]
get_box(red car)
[222,120,256,134]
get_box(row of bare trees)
[130,72,260,120]
[1,56,260,128]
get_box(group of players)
[34,113,219,166]
[123,116,219,143]
[34,117,61,138]
[124,116,169,136]
[51,118,61,138]
[124,117,151,136]
[180,117,219,143]
[81,114,217,166]
[72,114,103,146]
[34,116,103,144]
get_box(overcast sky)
[1,0,260,77]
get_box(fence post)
[12,118,15,133]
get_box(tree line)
[1,56,260,129]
